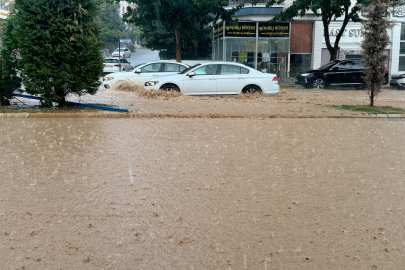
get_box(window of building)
[400,24,405,71]
[225,39,256,67]
[257,39,289,76]
[290,54,311,77]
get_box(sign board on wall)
[215,22,291,38]
[225,22,256,37]
[322,22,392,48]
[259,22,289,38]
[214,23,224,40]
[214,24,219,40]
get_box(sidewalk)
[2,88,405,119]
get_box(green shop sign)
[215,22,290,38]
[259,22,289,38]
[214,23,224,40]
[225,22,256,37]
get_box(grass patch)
[329,105,405,114]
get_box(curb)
[1,113,405,119]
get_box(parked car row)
[101,57,403,96]
[103,61,280,96]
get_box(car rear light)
[114,64,120,67]
[272,76,278,81]
[384,69,389,72]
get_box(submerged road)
[1,118,405,269]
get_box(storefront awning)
[234,7,283,16]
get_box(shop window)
[290,54,311,77]
[225,39,256,68]
[400,24,405,71]
[257,39,289,77]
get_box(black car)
[295,59,388,89]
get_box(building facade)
[119,1,136,18]
[213,0,405,78]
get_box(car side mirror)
[331,67,339,71]
[135,69,141,73]
[188,72,196,77]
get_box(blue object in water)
[12,94,128,113]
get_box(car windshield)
[318,60,340,70]
[129,63,145,72]
[180,64,201,74]
[114,49,125,52]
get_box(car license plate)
[106,65,113,68]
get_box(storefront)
[212,21,314,79]
[313,21,394,71]
[213,21,290,77]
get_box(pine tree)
[12,0,104,107]
[0,16,21,106]
[360,0,400,106]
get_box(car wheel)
[161,84,180,92]
[313,78,327,89]
[242,85,262,94]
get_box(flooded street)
[1,118,405,269]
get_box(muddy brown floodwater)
[1,118,405,269]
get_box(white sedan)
[102,58,132,76]
[103,61,189,89]
[144,62,279,95]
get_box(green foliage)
[330,105,405,114]
[98,2,127,44]
[10,0,104,107]
[360,0,400,106]
[127,26,142,44]
[123,0,243,61]
[0,17,21,106]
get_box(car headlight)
[145,81,159,86]
[300,73,313,77]
[103,77,114,81]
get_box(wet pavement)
[1,118,405,269]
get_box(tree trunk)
[370,77,375,107]
[58,98,67,107]
[175,29,182,63]
[322,18,337,61]
[322,10,351,62]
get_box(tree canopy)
[123,0,242,62]
[0,15,21,106]
[361,0,400,106]
[98,2,127,45]
[4,0,104,107]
